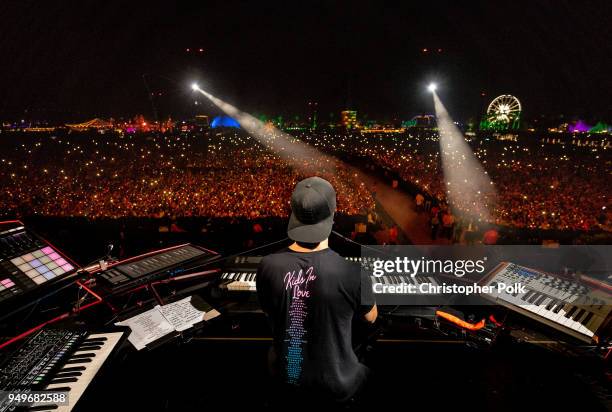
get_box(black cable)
[16,298,41,325]
[331,230,394,257]
[75,284,81,312]
[331,230,449,318]
[0,278,81,323]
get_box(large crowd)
[1,129,609,233]
[308,132,610,232]
[0,132,374,219]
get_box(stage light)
[191,86,337,174]
[191,83,199,91]
[432,92,497,222]
[428,83,437,92]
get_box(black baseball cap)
[287,177,337,243]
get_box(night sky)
[1,0,610,123]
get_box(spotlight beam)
[432,90,496,222]
[192,86,336,174]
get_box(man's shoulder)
[320,250,361,276]
[259,250,295,271]
[261,248,349,267]
[261,249,292,262]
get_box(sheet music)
[116,295,219,350]
[115,308,175,350]
[156,296,205,332]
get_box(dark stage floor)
[77,327,609,411]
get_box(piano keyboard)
[33,332,124,412]
[220,256,440,292]
[483,262,611,342]
[220,271,257,291]
[0,329,126,412]
[220,256,366,292]
[217,256,610,342]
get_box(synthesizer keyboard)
[481,262,611,342]
[0,328,127,412]
[219,256,440,292]
[219,256,264,291]
[97,243,218,293]
[0,221,77,311]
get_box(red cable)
[0,280,104,350]
[489,314,503,327]
[0,312,69,350]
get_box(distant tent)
[66,118,113,130]
[589,122,610,133]
[568,120,590,133]
[210,115,240,128]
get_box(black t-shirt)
[256,247,375,402]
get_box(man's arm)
[363,304,378,324]
[255,264,271,316]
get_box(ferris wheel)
[486,95,521,129]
